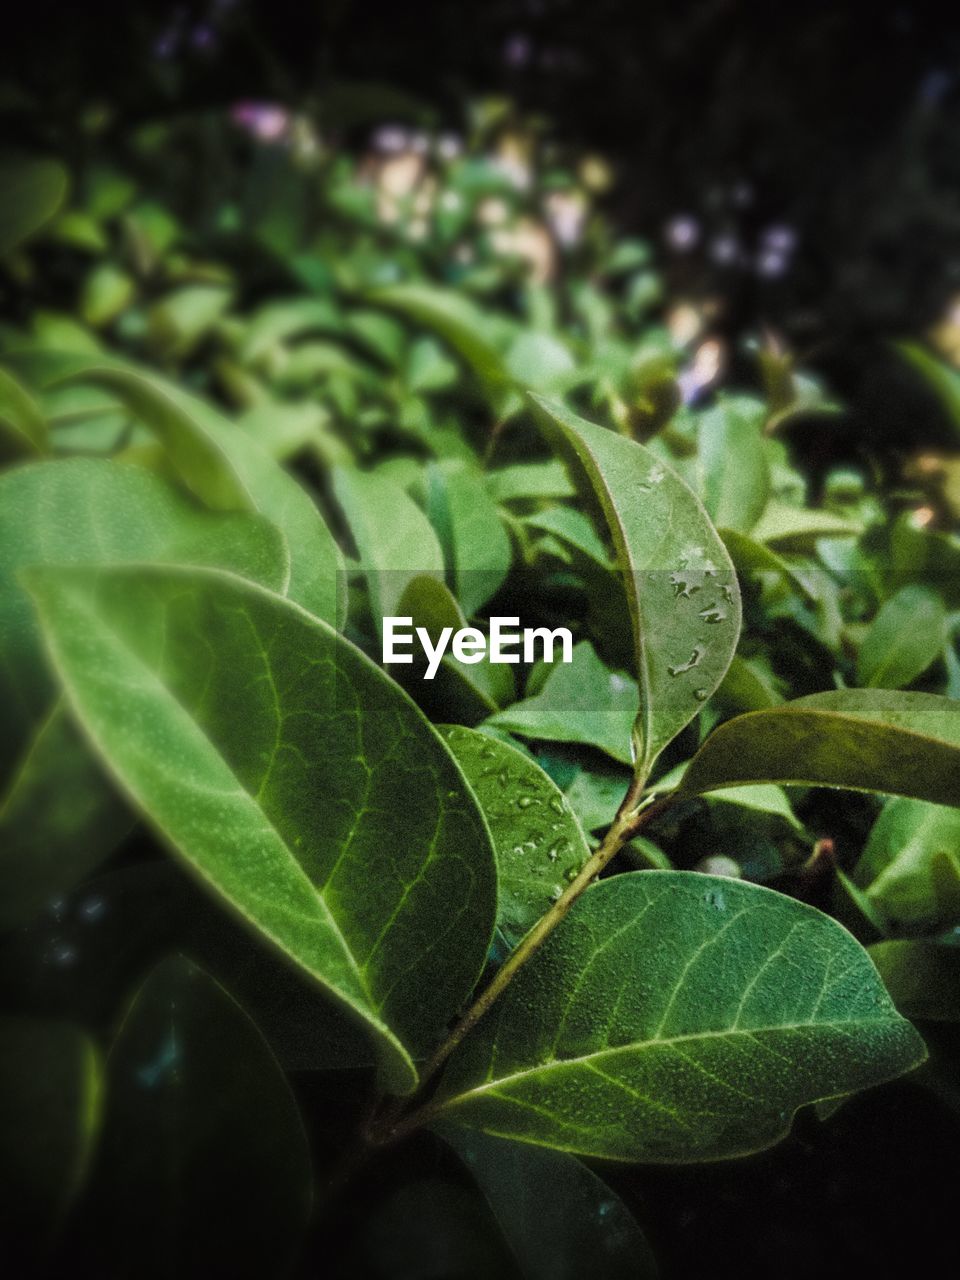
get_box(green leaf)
[0,457,289,772]
[434,465,513,616]
[853,797,960,928]
[719,528,815,603]
[440,727,591,946]
[61,364,345,624]
[526,505,611,566]
[0,708,132,931]
[506,331,576,393]
[679,690,960,807]
[489,642,639,766]
[333,465,445,623]
[25,563,498,1091]
[654,761,801,829]
[0,366,48,457]
[147,284,232,358]
[564,766,632,832]
[80,263,136,328]
[0,1018,100,1262]
[368,284,511,401]
[486,459,576,504]
[715,654,784,712]
[87,957,311,1277]
[897,340,960,434]
[435,872,925,1162]
[856,585,946,689]
[869,941,960,1021]
[529,396,740,779]
[697,400,770,533]
[0,157,68,255]
[751,501,861,548]
[439,1126,659,1280]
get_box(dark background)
[3,3,959,1276]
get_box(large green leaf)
[853,797,960,929]
[440,727,590,946]
[0,157,68,255]
[529,396,740,779]
[434,872,925,1162]
[0,457,289,772]
[856,585,946,689]
[0,1017,100,1263]
[26,563,498,1091]
[679,690,960,807]
[488,642,639,766]
[439,1126,658,1279]
[86,957,311,1278]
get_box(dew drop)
[694,688,709,702]
[668,645,704,676]
[698,603,726,624]
[517,795,538,809]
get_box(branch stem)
[367,777,673,1145]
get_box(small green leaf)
[435,872,925,1161]
[368,284,510,402]
[435,465,513,616]
[564,766,632,832]
[87,957,311,1277]
[854,797,960,928]
[0,367,48,457]
[489,642,639,766]
[870,941,960,1021]
[857,585,946,689]
[439,1126,659,1280]
[486,459,576,503]
[529,396,740,779]
[440,726,591,945]
[526,505,612,566]
[26,564,498,1091]
[679,690,960,807]
[0,1018,100,1263]
[0,157,68,255]
[751,501,861,548]
[80,263,136,328]
[897,340,960,434]
[698,400,770,533]
[334,466,445,624]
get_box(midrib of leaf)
[42,571,413,1074]
[439,1018,907,1109]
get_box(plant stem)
[368,777,673,1145]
